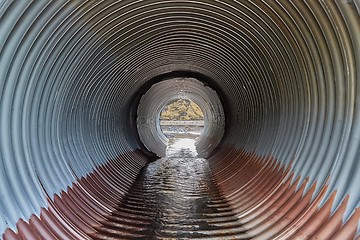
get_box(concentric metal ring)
[0,0,359,238]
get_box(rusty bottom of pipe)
[3,146,360,240]
[92,138,248,239]
[209,146,360,240]
[2,150,148,240]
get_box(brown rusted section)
[3,147,360,239]
[16,219,41,240]
[248,176,311,239]
[269,180,330,239]
[3,228,20,240]
[238,172,295,223]
[311,194,349,239]
[52,194,96,235]
[29,214,57,240]
[2,150,149,240]
[290,190,337,239]
[208,146,360,240]
[60,190,101,228]
[228,159,288,212]
[331,207,360,240]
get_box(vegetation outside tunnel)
[160,99,204,121]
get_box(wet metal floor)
[93,137,248,239]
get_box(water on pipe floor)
[93,137,248,239]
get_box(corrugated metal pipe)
[0,0,359,239]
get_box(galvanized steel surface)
[0,0,359,239]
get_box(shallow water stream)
[94,137,247,239]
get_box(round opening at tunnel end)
[136,77,225,158]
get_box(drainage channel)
[92,136,246,240]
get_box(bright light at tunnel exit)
[159,98,205,141]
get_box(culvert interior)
[0,1,360,239]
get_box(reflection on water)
[161,125,204,139]
[94,135,247,239]
[166,138,198,157]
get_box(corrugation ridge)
[0,0,359,238]
[2,150,149,240]
[209,147,360,239]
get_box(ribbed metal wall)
[0,0,359,239]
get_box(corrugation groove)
[0,0,359,239]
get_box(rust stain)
[29,214,57,240]
[312,194,349,239]
[331,207,360,240]
[291,190,336,239]
[209,147,360,240]
[2,148,360,239]
[3,228,20,240]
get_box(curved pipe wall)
[137,77,225,158]
[0,0,359,239]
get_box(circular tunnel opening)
[136,77,225,158]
